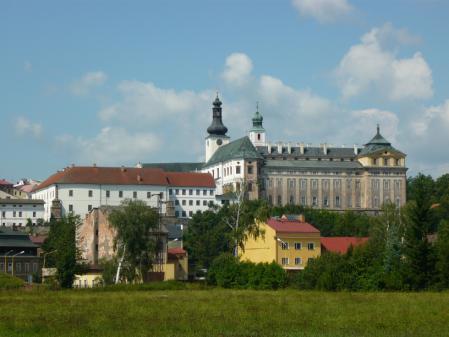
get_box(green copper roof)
[250,104,265,132]
[205,136,263,167]
[141,162,204,172]
[359,125,405,156]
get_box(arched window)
[257,133,261,140]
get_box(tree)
[42,214,85,288]
[435,220,449,289]
[108,199,159,283]
[184,210,230,271]
[221,181,269,256]
[402,174,437,290]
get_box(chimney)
[121,166,126,172]
[93,163,96,167]
[277,142,283,154]
[71,163,75,168]
[353,144,358,155]
[137,175,142,182]
[298,214,305,223]
[300,142,304,155]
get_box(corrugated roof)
[320,237,369,254]
[267,218,320,234]
[166,172,215,188]
[205,136,263,167]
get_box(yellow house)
[241,215,321,270]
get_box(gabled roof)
[34,167,169,191]
[34,166,215,192]
[166,172,215,188]
[205,136,263,167]
[267,218,320,234]
[320,237,368,254]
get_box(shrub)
[207,254,287,290]
[0,272,24,290]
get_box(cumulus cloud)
[57,127,161,165]
[70,71,107,96]
[336,24,433,101]
[15,117,43,138]
[412,100,449,136]
[222,53,253,86]
[292,0,353,23]
[349,109,400,144]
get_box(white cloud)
[336,24,433,101]
[292,0,353,23]
[57,127,161,165]
[222,53,253,86]
[412,100,449,136]
[349,109,400,144]
[70,71,107,96]
[15,117,43,138]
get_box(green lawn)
[0,287,448,337]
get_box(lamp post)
[11,251,25,276]
[4,250,13,273]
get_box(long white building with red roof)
[31,166,216,221]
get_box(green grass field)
[0,287,448,337]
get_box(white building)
[32,166,216,221]
[0,199,45,227]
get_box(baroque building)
[199,96,407,212]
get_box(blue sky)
[2,0,449,182]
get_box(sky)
[2,0,449,182]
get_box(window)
[335,196,341,207]
[189,200,193,206]
[18,211,22,217]
[301,196,306,206]
[176,189,180,195]
[248,183,253,192]
[88,190,93,197]
[281,258,289,265]
[203,190,207,196]
[88,205,92,212]
[1,211,5,217]
[384,158,388,166]
[175,211,179,217]
[189,211,193,217]
[181,211,187,218]
[203,200,207,206]
[323,197,329,207]
[294,242,302,250]
[189,189,193,195]
[69,190,73,197]
[196,200,200,206]
[33,211,36,217]
[182,189,186,196]
[169,189,173,196]
[236,166,241,174]
[69,205,73,212]
[16,262,21,273]
[32,263,38,273]
[295,257,302,265]
[247,166,253,174]
[312,179,318,190]
[133,191,137,198]
[119,191,123,198]
[209,190,214,196]
[106,190,110,198]
[182,200,186,206]
[289,195,294,204]
[257,133,261,140]
[196,189,200,196]
[25,263,30,273]
[307,243,315,250]
[146,192,151,199]
[7,262,12,272]
[396,159,400,166]
[312,197,317,206]
[281,242,289,250]
[13,211,16,217]
[277,195,282,205]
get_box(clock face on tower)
[216,139,223,146]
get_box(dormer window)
[383,158,388,166]
[373,158,377,165]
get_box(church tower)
[248,103,266,147]
[205,95,230,162]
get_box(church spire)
[207,94,228,136]
[251,102,264,131]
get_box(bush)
[207,254,287,290]
[0,272,25,290]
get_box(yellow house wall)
[276,233,321,270]
[73,273,102,288]
[240,223,277,264]
[164,255,189,281]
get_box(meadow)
[0,286,448,337]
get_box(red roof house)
[320,237,369,254]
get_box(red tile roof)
[0,179,13,186]
[34,166,215,192]
[320,237,369,254]
[29,235,47,245]
[266,218,320,234]
[166,172,215,188]
[167,247,187,255]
